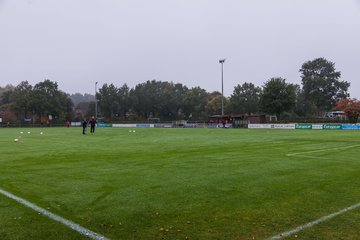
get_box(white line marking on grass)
[287,145,360,158]
[287,154,327,159]
[267,201,360,239]
[0,188,110,240]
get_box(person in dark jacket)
[82,119,88,135]
[89,116,97,133]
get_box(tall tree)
[205,92,230,116]
[10,81,34,119]
[0,86,15,123]
[182,87,209,120]
[156,81,177,119]
[164,82,187,119]
[259,77,296,120]
[299,58,350,115]
[86,101,96,119]
[97,83,119,119]
[130,80,162,118]
[32,79,71,119]
[62,93,74,121]
[118,84,131,117]
[130,80,186,119]
[0,85,14,103]
[293,85,314,117]
[229,82,261,114]
[69,93,95,106]
[0,90,13,105]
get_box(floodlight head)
[219,59,226,63]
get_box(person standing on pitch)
[89,116,97,133]
[82,119,88,135]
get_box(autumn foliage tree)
[335,98,360,123]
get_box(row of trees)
[95,58,354,121]
[1,57,359,123]
[97,82,210,120]
[0,80,73,123]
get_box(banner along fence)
[69,122,360,130]
[249,123,360,130]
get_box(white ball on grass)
[14,139,19,142]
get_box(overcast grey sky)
[1,0,360,98]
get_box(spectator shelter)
[209,114,266,128]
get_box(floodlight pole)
[219,59,226,116]
[95,82,98,119]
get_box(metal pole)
[219,59,226,116]
[95,82,98,119]
[221,62,224,116]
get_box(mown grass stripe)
[0,188,110,240]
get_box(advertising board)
[71,122,81,126]
[248,124,272,129]
[312,124,324,130]
[295,123,312,129]
[341,124,360,130]
[112,124,137,128]
[323,124,341,130]
[136,124,154,128]
[271,124,296,129]
[247,124,296,129]
[97,123,112,127]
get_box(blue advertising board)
[341,124,360,130]
[136,124,151,128]
[97,123,112,127]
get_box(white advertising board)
[248,124,272,129]
[112,124,137,128]
[312,124,324,130]
[271,124,295,129]
[71,122,81,126]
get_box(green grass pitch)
[0,127,360,239]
